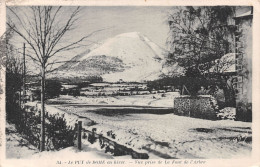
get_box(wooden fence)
[75,121,149,159]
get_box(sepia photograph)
[0,1,260,167]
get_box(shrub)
[148,76,220,96]
[45,80,62,99]
[45,113,76,150]
[14,105,76,151]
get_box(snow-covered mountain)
[56,32,184,82]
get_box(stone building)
[233,7,253,121]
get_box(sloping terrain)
[56,32,176,82]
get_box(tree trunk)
[40,67,45,152]
[23,43,26,104]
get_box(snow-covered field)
[46,95,252,159]
[48,92,179,108]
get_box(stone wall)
[174,95,216,119]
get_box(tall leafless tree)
[7,6,101,151]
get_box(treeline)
[27,75,103,85]
[51,75,103,85]
[147,76,224,96]
[25,76,104,99]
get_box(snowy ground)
[6,123,39,159]
[46,95,252,159]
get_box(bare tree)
[7,6,101,151]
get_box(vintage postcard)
[0,0,260,167]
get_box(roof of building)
[208,53,236,73]
[234,10,253,19]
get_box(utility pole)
[23,43,26,104]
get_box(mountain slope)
[56,32,183,82]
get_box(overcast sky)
[76,6,172,49]
[8,6,172,61]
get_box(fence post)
[75,123,78,145]
[77,121,82,150]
